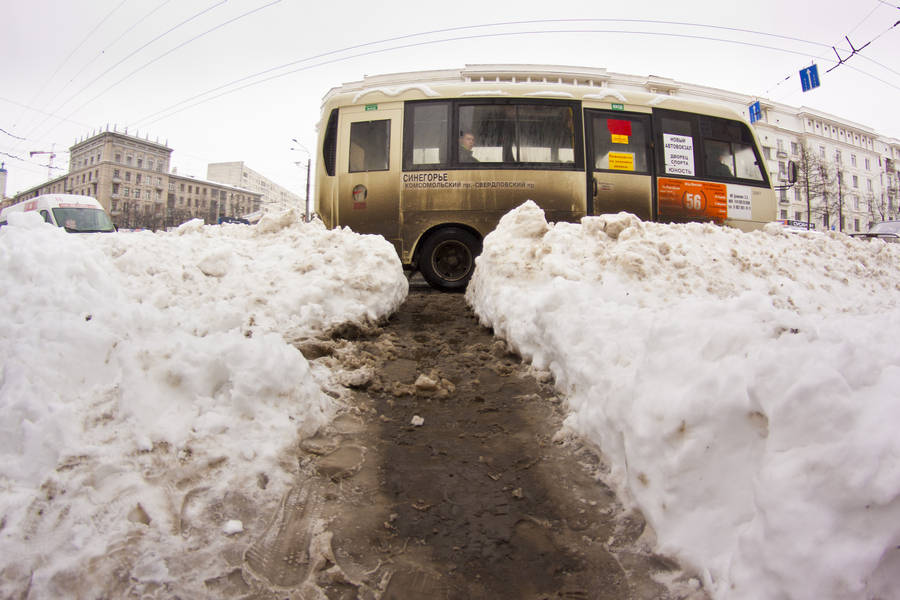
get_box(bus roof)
[320,64,748,124]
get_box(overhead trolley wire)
[57,0,282,133]
[20,0,231,147]
[132,22,869,127]
[8,0,130,150]
[55,0,180,100]
[764,1,899,96]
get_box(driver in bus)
[707,143,734,177]
[459,131,478,162]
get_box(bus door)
[337,105,403,252]
[585,110,654,220]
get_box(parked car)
[851,221,900,243]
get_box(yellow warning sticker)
[608,152,635,171]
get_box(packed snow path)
[234,286,707,599]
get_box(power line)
[0,151,66,172]
[12,0,129,135]
[130,17,859,127]
[135,26,858,127]
[1,128,27,141]
[58,0,282,131]
[21,0,231,149]
[765,2,899,96]
[57,0,179,101]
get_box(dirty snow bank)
[466,200,900,600]
[0,211,407,596]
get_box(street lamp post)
[291,138,311,222]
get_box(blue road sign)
[799,65,820,92]
[749,101,762,123]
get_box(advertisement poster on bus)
[658,178,727,222]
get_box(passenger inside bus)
[706,140,735,177]
[459,131,478,162]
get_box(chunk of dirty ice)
[410,415,425,427]
[223,519,244,535]
[414,374,439,391]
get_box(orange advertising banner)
[657,178,727,222]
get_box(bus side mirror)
[787,160,798,184]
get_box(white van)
[0,194,115,233]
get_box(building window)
[854,218,860,232]
[791,142,799,155]
[851,154,857,167]
[819,146,826,158]
[853,175,859,188]
[125,172,131,182]
[126,155,133,164]
[867,179,873,192]
[835,150,841,164]
[137,158,143,168]
[115,153,122,163]
[865,158,871,170]
[136,174,142,184]
[180,183,185,191]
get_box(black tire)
[418,227,481,292]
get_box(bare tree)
[814,167,849,231]
[794,144,830,229]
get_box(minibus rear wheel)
[418,227,481,292]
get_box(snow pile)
[467,201,900,600]
[0,211,407,596]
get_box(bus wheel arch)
[414,225,483,292]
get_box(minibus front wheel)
[418,227,481,292]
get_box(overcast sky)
[2,0,898,199]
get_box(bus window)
[459,104,515,163]
[515,105,575,163]
[408,102,449,167]
[659,114,698,177]
[734,144,764,181]
[705,139,735,177]
[322,109,338,176]
[700,116,766,182]
[590,115,649,173]
[456,102,580,167]
[349,120,390,172]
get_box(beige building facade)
[207,161,302,212]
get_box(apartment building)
[207,161,303,212]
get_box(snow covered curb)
[466,201,900,600]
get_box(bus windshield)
[53,207,116,233]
